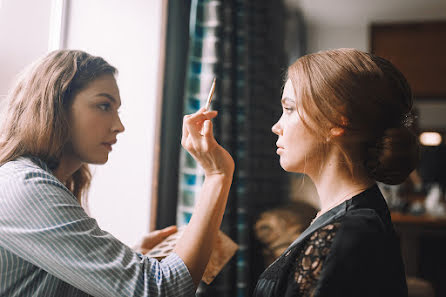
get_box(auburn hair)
[287,48,419,184]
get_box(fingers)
[186,111,217,132]
[160,225,177,237]
[182,115,190,146]
[182,109,217,147]
[139,225,178,253]
[203,120,214,140]
[152,225,177,241]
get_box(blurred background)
[1,0,445,296]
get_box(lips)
[102,139,117,151]
[103,139,117,145]
[276,142,284,154]
[275,140,284,155]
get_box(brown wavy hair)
[287,48,419,185]
[0,50,117,206]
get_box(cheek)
[70,113,102,146]
[282,118,301,142]
[283,126,317,162]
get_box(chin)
[279,160,292,172]
[281,166,296,173]
[97,156,109,164]
[85,155,109,165]
[279,159,303,173]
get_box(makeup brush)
[200,77,216,135]
[205,77,216,111]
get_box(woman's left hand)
[133,225,177,254]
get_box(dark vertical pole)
[156,1,192,229]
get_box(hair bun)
[366,127,420,185]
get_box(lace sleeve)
[287,222,340,297]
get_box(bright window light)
[48,0,67,51]
[419,132,442,146]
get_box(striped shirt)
[0,156,195,297]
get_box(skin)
[54,75,234,289]
[52,74,178,254]
[272,79,321,174]
[272,79,374,217]
[134,226,178,254]
[175,108,234,288]
[54,74,124,183]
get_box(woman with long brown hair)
[253,48,418,297]
[0,50,234,296]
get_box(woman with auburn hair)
[0,50,234,296]
[253,48,418,297]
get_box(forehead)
[77,74,121,103]
[282,79,295,100]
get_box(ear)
[330,127,345,137]
[330,116,348,137]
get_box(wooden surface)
[391,212,446,226]
[371,21,446,98]
[391,211,446,296]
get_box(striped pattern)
[177,0,287,296]
[233,1,248,296]
[0,156,194,297]
[176,0,289,296]
[177,1,232,296]
[176,0,220,227]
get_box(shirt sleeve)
[0,164,195,297]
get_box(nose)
[113,114,125,133]
[272,120,282,136]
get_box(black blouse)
[253,185,408,297]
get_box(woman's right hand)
[181,108,235,178]
[178,108,234,288]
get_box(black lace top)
[291,223,340,296]
[253,185,408,297]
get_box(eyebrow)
[281,97,295,104]
[96,93,121,107]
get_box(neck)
[310,153,375,218]
[53,154,82,183]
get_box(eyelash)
[98,103,112,112]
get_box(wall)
[0,0,164,247]
[64,0,164,246]
[286,0,446,53]
[0,0,52,106]
[285,0,446,130]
